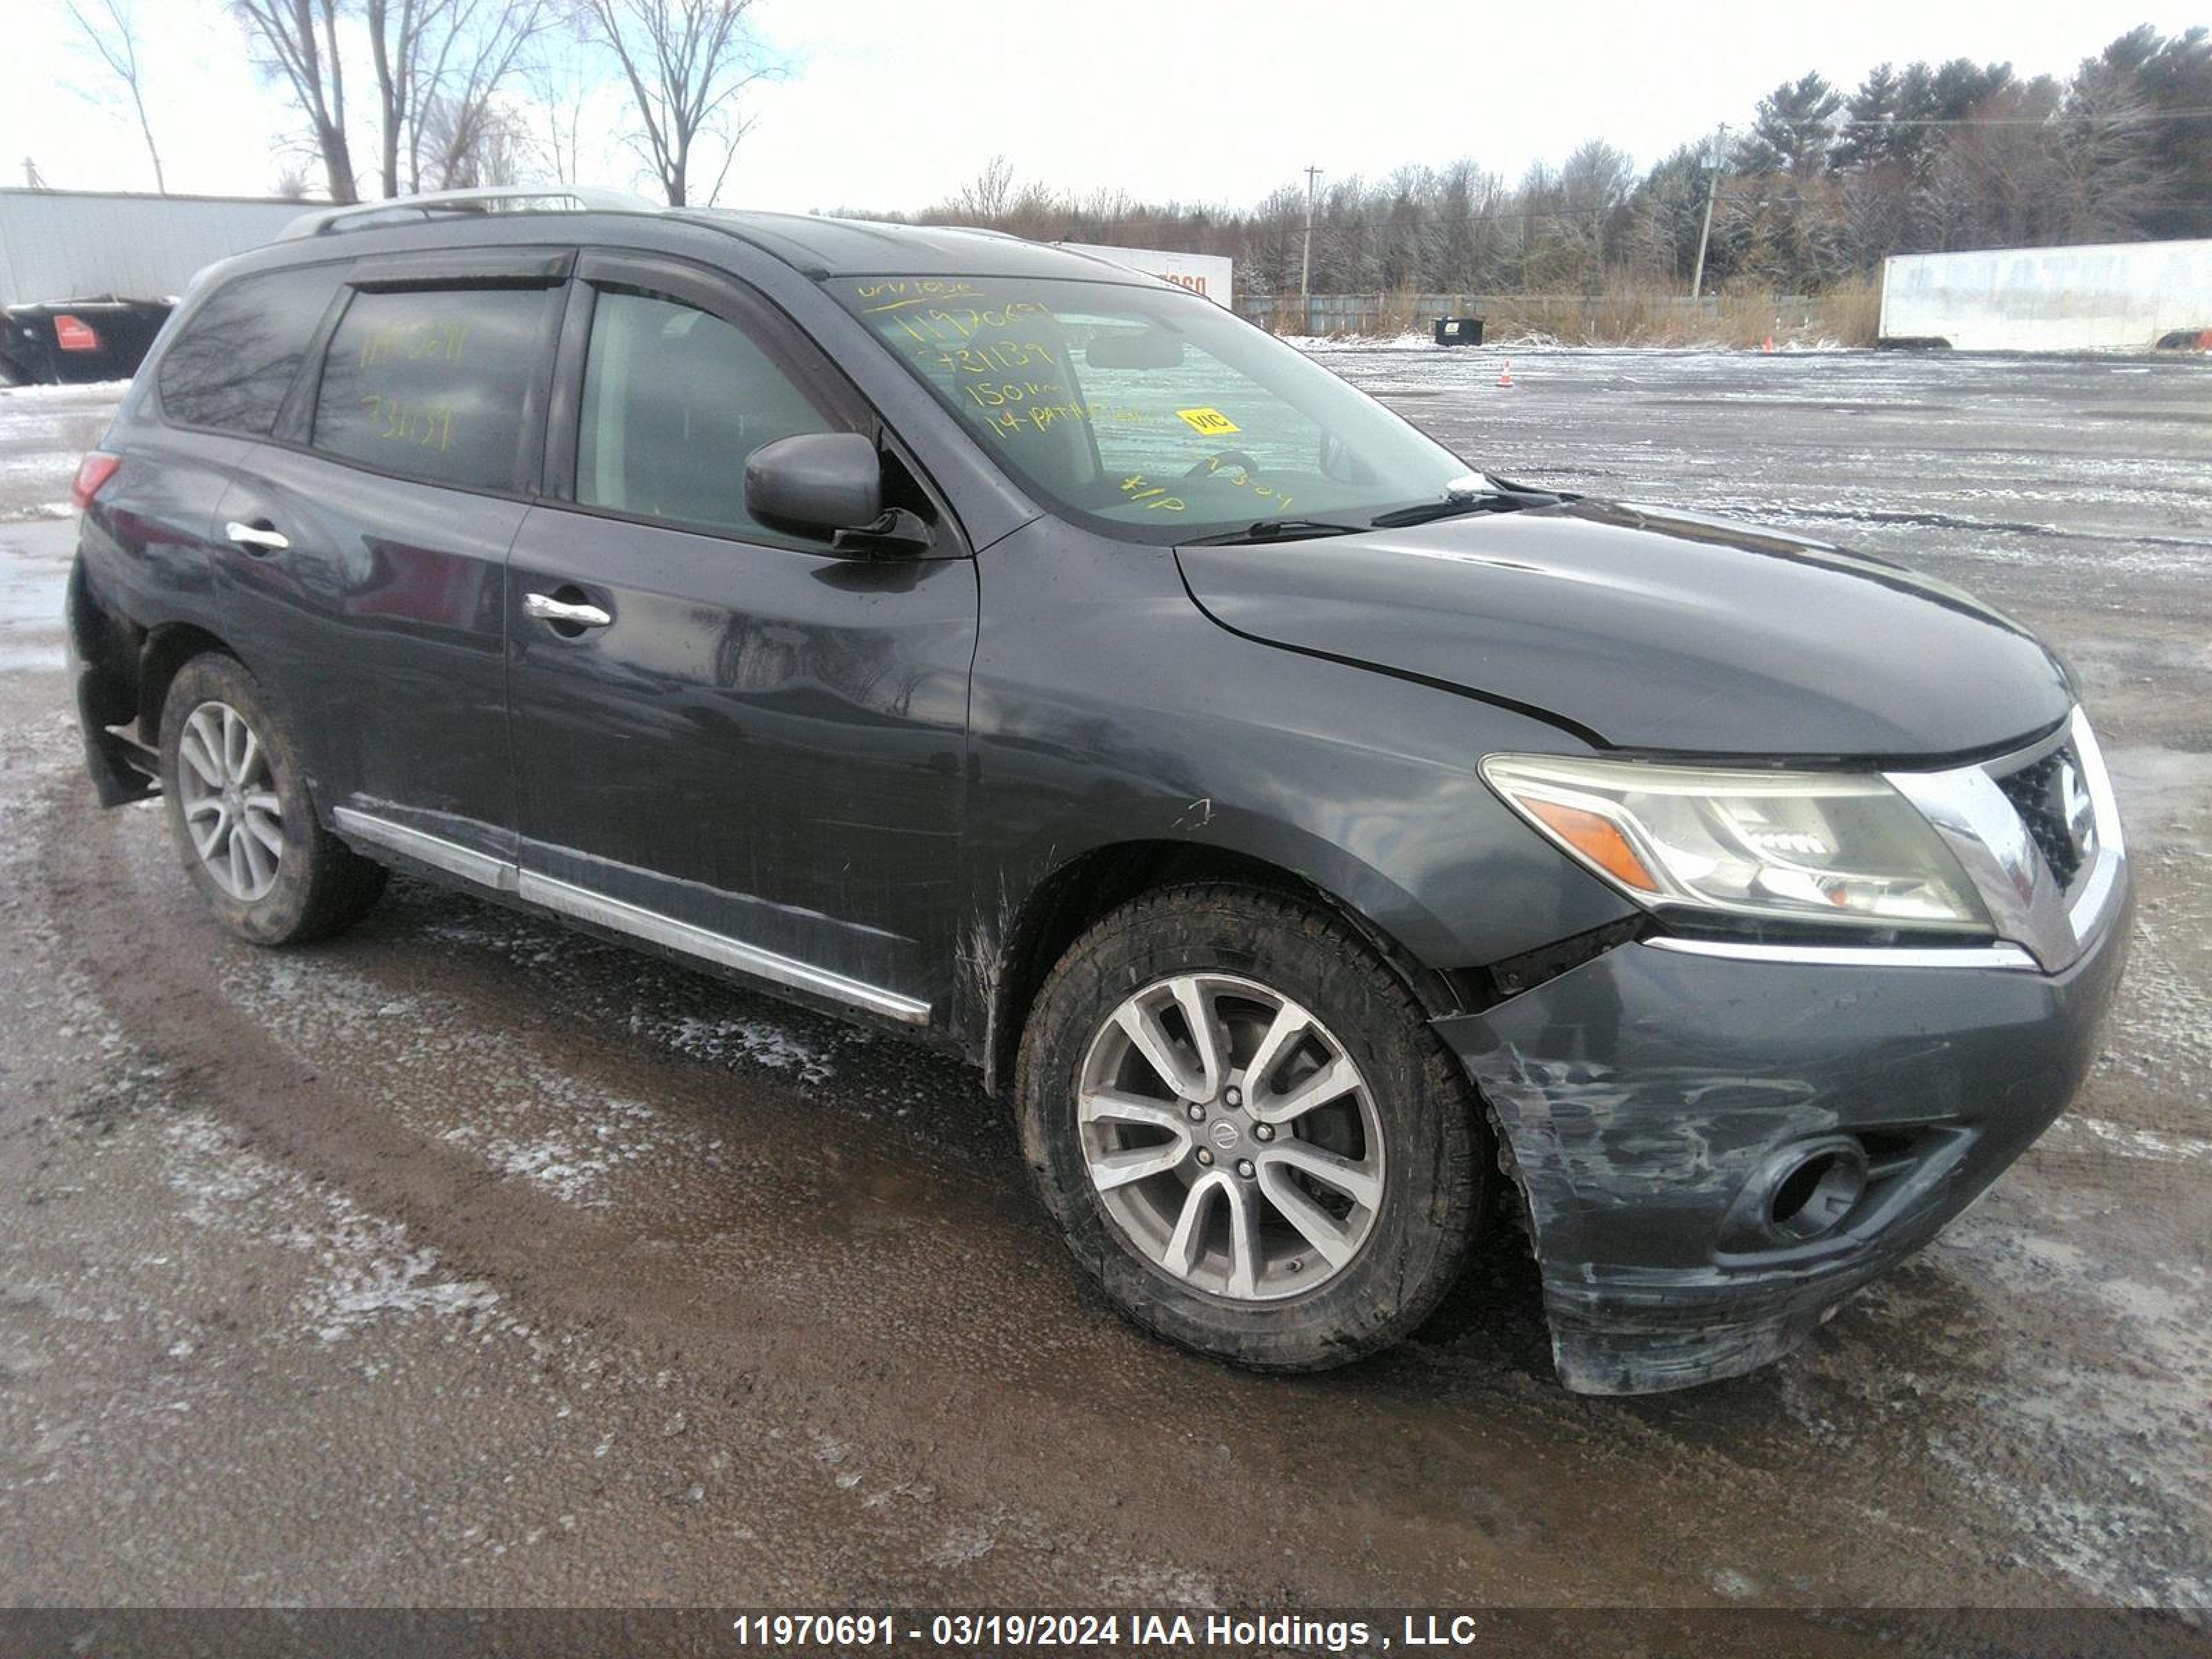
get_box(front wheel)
[1016,883,1489,1370]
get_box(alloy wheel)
[1077,973,1386,1302]
[175,700,284,901]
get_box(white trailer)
[0,188,303,304]
[1058,243,1233,308]
[1880,238,2212,351]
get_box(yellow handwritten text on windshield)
[1118,474,1186,512]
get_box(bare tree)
[579,0,776,206]
[366,0,432,197]
[64,0,166,194]
[2047,60,2170,243]
[411,91,518,186]
[232,0,357,202]
[948,154,1015,222]
[368,0,550,197]
[521,24,598,185]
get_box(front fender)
[959,521,1635,1058]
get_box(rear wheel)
[158,653,386,945]
[1016,882,1488,1370]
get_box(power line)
[882,97,2212,254]
[1831,104,2212,128]
[1034,165,2212,239]
[1035,192,2212,250]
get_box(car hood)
[1175,498,2073,759]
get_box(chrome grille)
[1993,744,2087,890]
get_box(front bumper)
[1435,879,2132,1395]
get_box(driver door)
[505,252,977,1025]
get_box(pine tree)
[1734,74,1844,177]
[1831,64,1902,171]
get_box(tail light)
[54,315,101,353]
[71,451,121,511]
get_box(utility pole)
[1689,124,1726,300]
[1299,165,1322,333]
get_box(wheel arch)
[136,621,242,743]
[978,838,1466,1098]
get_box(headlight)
[1481,754,1991,932]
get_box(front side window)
[574,288,840,541]
[837,274,1475,543]
[158,264,341,435]
[312,285,558,491]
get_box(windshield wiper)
[1367,498,1499,529]
[1370,474,1567,528]
[1183,518,1367,546]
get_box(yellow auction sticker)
[1176,406,1240,436]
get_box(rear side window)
[311,285,557,491]
[575,288,840,540]
[158,265,340,435]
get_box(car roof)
[240,195,1156,291]
[679,209,1152,285]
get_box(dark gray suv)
[65,189,2131,1395]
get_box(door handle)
[523,591,613,628]
[224,521,289,553]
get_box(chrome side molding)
[333,806,517,890]
[330,807,929,1025]
[514,870,930,1025]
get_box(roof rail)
[278,186,660,241]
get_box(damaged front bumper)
[1435,879,2132,1395]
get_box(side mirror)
[744,432,884,537]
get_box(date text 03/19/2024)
[727,1611,1494,1651]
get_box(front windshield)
[835,274,1477,542]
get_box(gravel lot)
[0,348,2206,1645]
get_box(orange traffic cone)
[1762,334,1777,353]
[1497,359,1515,388]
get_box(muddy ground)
[0,351,2205,1639]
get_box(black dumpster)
[1432,315,1485,346]
[0,297,174,385]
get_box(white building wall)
[1880,238,2212,350]
[1058,243,1233,308]
[0,190,304,305]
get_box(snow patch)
[158,1112,500,1344]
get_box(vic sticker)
[1177,406,1240,436]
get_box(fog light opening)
[1766,1146,1868,1242]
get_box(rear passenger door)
[214,250,570,874]
[93,263,346,671]
[504,252,977,1027]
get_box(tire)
[157,652,386,946]
[1016,881,1489,1371]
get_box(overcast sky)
[5,0,2203,212]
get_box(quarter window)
[576,288,839,540]
[312,285,557,491]
[158,265,341,435]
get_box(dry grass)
[1463,281,1882,348]
[1806,274,1882,347]
[1273,274,1883,348]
